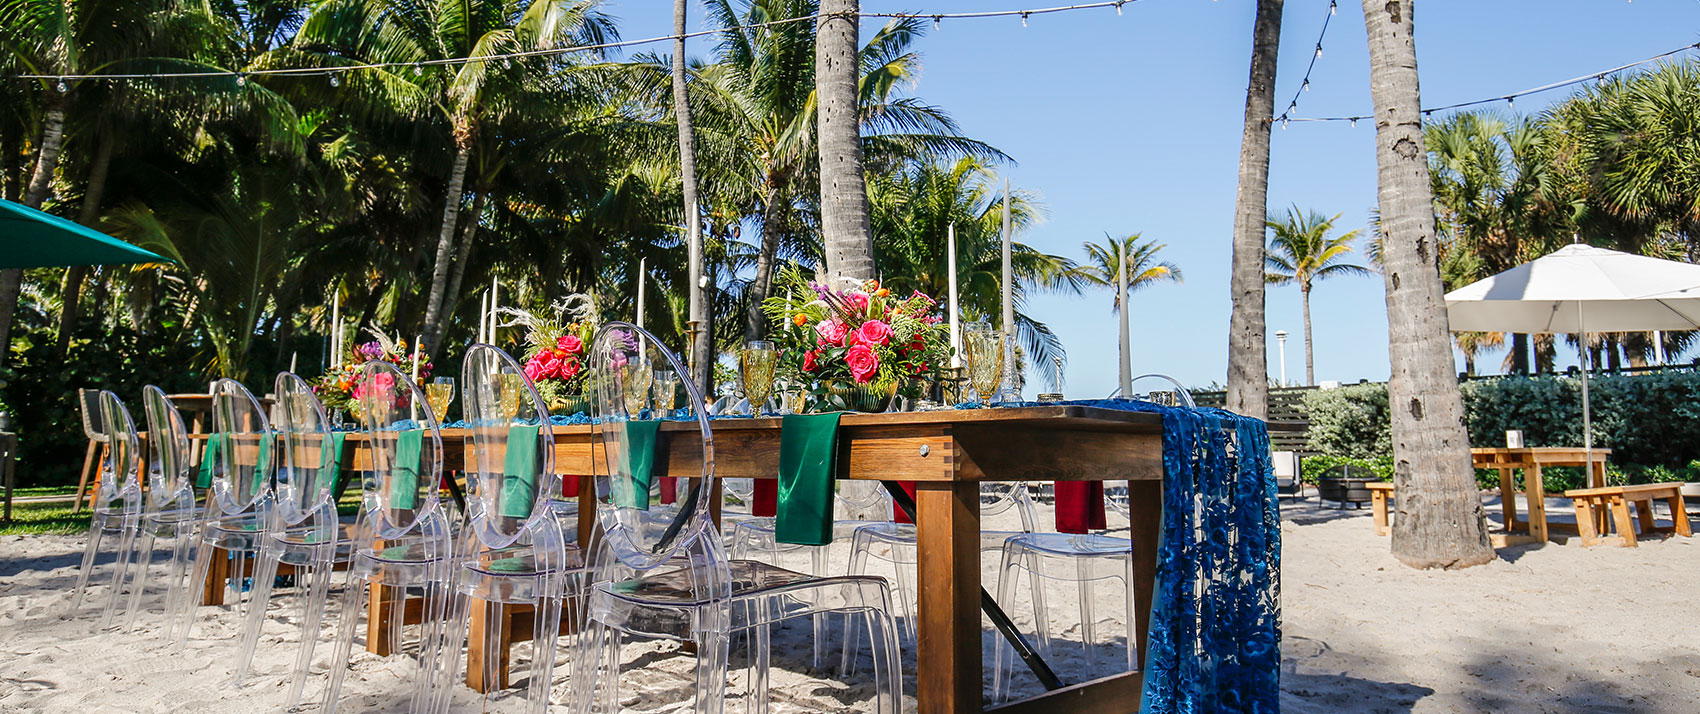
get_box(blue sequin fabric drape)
[1057,399,1280,713]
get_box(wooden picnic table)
[1473,447,1610,544]
[219,405,1293,713]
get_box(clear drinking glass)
[426,377,455,421]
[497,374,527,421]
[739,340,778,416]
[651,370,680,416]
[962,324,1004,406]
[619,363,653,416]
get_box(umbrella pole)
[1578,302,1597,487]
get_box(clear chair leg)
[235,544,283,685]
[285,554,335,711]
[529,592,565,714]
[320,569,369,714]
[123,528,161,632]
[889,544,917,647]
[866,605,902,714]
[160,526,196,642]
[174,539,217,651]
[1077,559,1097,676]
[1123,556,1138,672]
[98,521,139,631]
[992,546,1025,703]
[693,621,729,714]
[433,589,473,714]
[750,598,771,714]
[69,517,105,617]
[1026,550,1053,659]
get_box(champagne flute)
[497,374,527,421]
[652,370,680,416]
[426,377,455,421]
[962,324,1004,406]
[740,340,778,416]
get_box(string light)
[56,79,66,93]
[1283,41,1700,126]
[1275,0,1337,124]
[7,2,1139,84]
[235,73,246,87]
[329,74,339,87]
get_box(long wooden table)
[1473,446,1610,544]
[326,406,1286,713]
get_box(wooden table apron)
[332,406,1185,714]
[1472,447,1611,543]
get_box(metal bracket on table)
[879,480,1065,692]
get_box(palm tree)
[867,157,1085,389]
[1226,0,1283,420]
[1080,234,1181,392]
[815,0,872,285]
[1454,331,1504,377]
[672,0,710,391]
[276,0,618,355]
[1264,207,1368,386]
[1361,0,1493,569]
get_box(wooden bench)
[1563,484,1692,547]
[1367,482,1394,536]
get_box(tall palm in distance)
[1265,206,1368,386]
[1079,234,1183,310]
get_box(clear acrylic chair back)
[96,391,141,508]
[462,343,558,548]
[355,360,445,539]
[272,372,340,526]
[210,379,274,516]
[587,321,715,571]
[140,386,193,512]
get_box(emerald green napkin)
[252,433,275,494]
[775,412,842,546]
[498,424,542,519]
[615,420,660,510]
[196,433,225,489]
[322,432,352,500]
[389,428,425,510]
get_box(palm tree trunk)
[441,189,486,342]
[815,0,875,284]
[674,0,713,393]
[1362,0,1493,569]
[421,131,472,355]
[1509,332,1529,374]
[1226,0,1283,420]
[0,103,69,366]
[746,183,785,340]
[55,131,117,356]
[1301,283,1315,386]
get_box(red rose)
[557,335,584,354]
[850,319,893,347]
[816,318,849,346]
[560,356,581,380]
[845,344,880,384]
[802,350,819,372]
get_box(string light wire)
[8,2,1139,83]
[1275,0,1336,123]
[1286,40,1700,124]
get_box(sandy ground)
[1,495,1698,712]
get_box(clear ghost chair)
[67,390,143,630]
[572,322,900,714]
[991,375,1194,702]
[172,379,276,648]
[843,481,1037,657]
[233,373,349,708]
[125,386,202,632]
[433,344,580,714]
[320,360,456,713]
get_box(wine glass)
[619,363,653,416]
[739,340,777,416]
[962,324,1004,406]
[652,370,680,416]
[497,374,527,421]
[426,377,455,422]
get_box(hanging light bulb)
[1349,117,1358,128]
[56,79,67,93]
[1282,117,1290,130]
[413,62,423,76]
[235,73,246,87]
[1302,78,1310,92]
[330,73,340,87]
[1506,95,1515,109]
[1020,12,1029,27]
[1330,1,1337,15]
[1116,1,1125,15]
[1314,45,1323,58]
[933,15,940,30]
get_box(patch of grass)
[0,500,91,536]
[12,485,78,498]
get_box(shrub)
[1299,452,1394,483]
[1300,383,1390,460]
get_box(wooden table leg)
[915,481,981,714]
[1128,480,1161,665]
[201,550,231,606]
[1525,465,1548,541]
[368,581,402,656]
[1573,497,1600,547]
[468,600,511,691]
[1371,489,1390,537]
[1497,467,1515,531]
[1634,498,1658,535]
[1609,496,1638,547]
[1669,493,1692,537]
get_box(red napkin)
[659,476,677,505]
[892,481,918,524]
[561,475,579,498]
[752,479,777,517]
[1054,481,1106,534]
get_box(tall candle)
[330,292,340,367]
[478,293,489,344]
[411,335,421,385]
[947,223,961,369]
[489,278,499,344]
[289,352,297,375]
[636,257,647,329]
[1000,179,1014,395]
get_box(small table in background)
[1472,447,1610,544]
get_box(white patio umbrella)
[1444,242,1700,478]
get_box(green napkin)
[498,424,542,519]
[252,433,275,494]
[321,432,352,500]
[390,429,425,510]
[196,433,225,489]
[615,420,660,510]
[775,412,842,546]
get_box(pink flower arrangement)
[761,268,950,391]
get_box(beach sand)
[2,496,1697,712]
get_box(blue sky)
[601,0,1700,399]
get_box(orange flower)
[876,289,889,298]
[863,279,880,291]
[793,313,808,326]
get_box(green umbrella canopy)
[0,199,169,269]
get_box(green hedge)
[1298,452,1394,483]
[1300,372,1700,479]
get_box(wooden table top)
[1471,446,1611,466]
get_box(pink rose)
[845,344,880,384]
[850,320,893,347]
[560,356,581,380]
[557,335,583,354]
[816,318,849,346]
[523,361,544,382]
[843,292,870,311]
[541,356,563,379]
[802,350,819,372]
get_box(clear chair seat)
[592,559,893,636]
[465,545,586,577]
[1004,533,1132,558]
